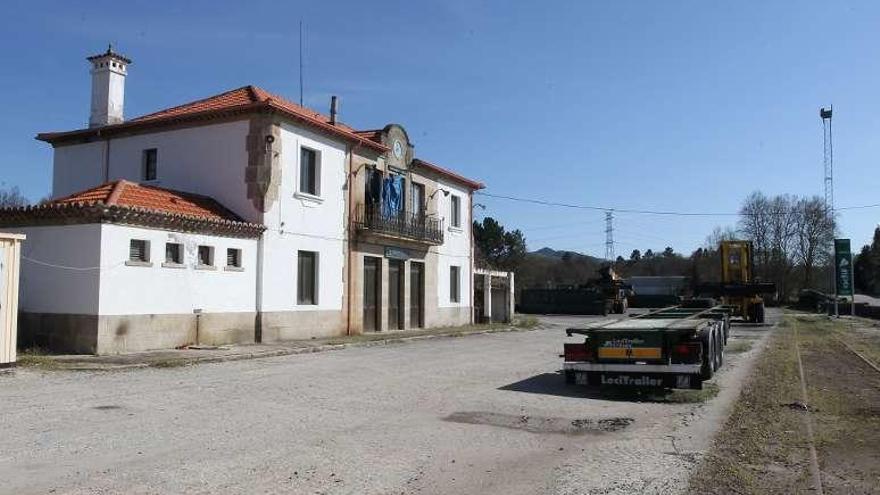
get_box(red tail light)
[671,342,701,363]
[564,343,592,362]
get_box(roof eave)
[37,101,389,153]
[412,159,485,190]
[35,102,268,145]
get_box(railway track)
[834,331,880,374]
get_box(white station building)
[0,46,485,354]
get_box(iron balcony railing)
[354,203,444,244]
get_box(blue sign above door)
[385,247,409,260]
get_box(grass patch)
[725,340,754,354]
[150,359,193,368]
[663,382,720,403]
[15,348,59,369]
[687,315,809,494]
[512,315,539,329]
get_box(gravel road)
[0,312,776,494]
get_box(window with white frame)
[129,239,150,263]
[226,248,242,269]
[450,265,461,303]
[197,245,214,268]
[299,147,320,196]
[297,250,318,305]
[450,195,461,228]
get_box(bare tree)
[793,196,834,288]
[704,225,737,250]
[0,186,28,208]
[738,191,772,279]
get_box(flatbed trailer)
[563,305,732,390]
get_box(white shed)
[0,233,24,367]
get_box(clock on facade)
[392,140,403,159]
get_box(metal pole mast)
[821,106,837,316]
[605,210,614,261]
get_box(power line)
[476,191,880,217]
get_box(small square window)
[197,245,214,267]
[299,147,320,196]
[165,243,182,264]
[450,195,461,228]
[129,239,149,262]
[226,248,242,268]
[143,149,158,181]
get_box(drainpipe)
[345,142,361,336]
[469,190,475,325]
[255,231,264,342]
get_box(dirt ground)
[688,313,880,494]
[0,312,775,495]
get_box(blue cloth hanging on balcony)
[381,175,403,218]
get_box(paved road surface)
[0,312,776,494]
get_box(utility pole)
[605,210,614,262]
[821,106,839,317]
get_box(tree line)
[476,191,840,302]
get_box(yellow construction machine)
[698,240,776,324]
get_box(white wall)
[258,123,348,313]
[51,120,258,223]
[52,141,105,199]
[13,225,103,314]
[434,180,472,308]
[98,225,257,315]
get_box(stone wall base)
[19,306,474,355]
[19,311,257,355]
[259,310,347,342]
[429,306,472,328]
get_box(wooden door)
[363,257,380,332]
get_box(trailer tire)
[723,315,730,344]
[564,370,576,385]
[700,329,715,380]
[715,324,724,369]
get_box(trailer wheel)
[715,324,724,369]
[564,370,576,385]
[700,329,715,380]
[755,302,765,324]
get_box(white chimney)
[87,44,131,128]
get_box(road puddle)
[444,411,633,435]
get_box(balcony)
[354,203,444,245]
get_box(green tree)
[472,217,527,272]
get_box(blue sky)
[1,1,878,257]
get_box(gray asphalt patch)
[444,411,634,435]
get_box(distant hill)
[530,247,602,263]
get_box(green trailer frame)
[563,305,733,389]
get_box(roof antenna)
[299,20,304,106]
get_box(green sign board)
[834,238,853,296]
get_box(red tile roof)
[412,159,485,190]
[0,181,264,238]
[52,180,245,222]
[37,85,387,152]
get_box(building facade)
[0,47,484,354]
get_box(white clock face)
[393,140,403,159]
